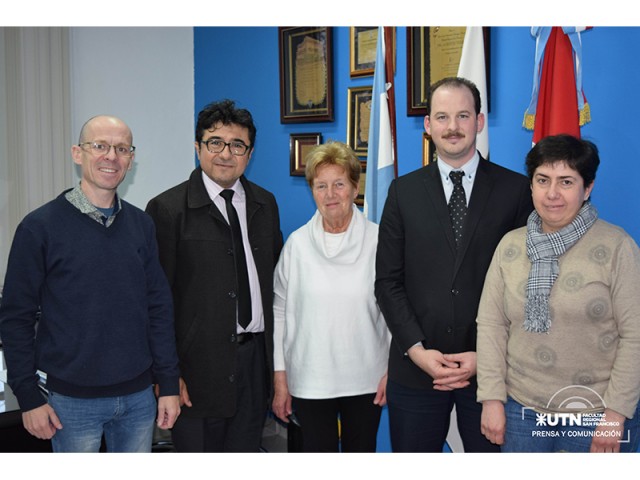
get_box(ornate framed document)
[350,27,396,78]
[406,27,491,116]
[346,86,373,158]
[279,27,334,123]
[350,27,378,77]
[289,132,322,176]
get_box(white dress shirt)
[202,172,264,333]
[436,151,480,205]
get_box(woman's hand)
[272,371,293,423]
[481,400,506,446]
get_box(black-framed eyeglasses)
[79,141,135,158]
[202,138,250,156]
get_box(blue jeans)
[49,386,156,452]
[502,397,640,453]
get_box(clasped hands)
[408,345,476,391]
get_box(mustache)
[442,131,465,139]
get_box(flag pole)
[383,26,398,178]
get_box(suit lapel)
[241,176,265,229]
[187,167,228,225]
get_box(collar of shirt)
[201,171,246,221]
[65,183,121,227]
[437,151,480,203]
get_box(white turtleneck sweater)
[273,205,390,399]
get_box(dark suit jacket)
[145,168,283,418]
[375,156,533,390]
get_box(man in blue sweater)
[0,115,181,452]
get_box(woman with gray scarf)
[476,134,640,452]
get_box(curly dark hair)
[195,99,257,148]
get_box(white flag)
[457,27,489,158]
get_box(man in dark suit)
[145,99,283,452]
[375,77,533,452]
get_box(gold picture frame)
[290,133,322,176]
[346,86,373,158]
[350,27,378,77]
[423,133,436,166]
[350,27,397,78]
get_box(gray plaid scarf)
[524,202,598,333]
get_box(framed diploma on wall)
[346,86,373,158]
[350,27,377,77]
[350,27,396,78]
[279,27,334,123]
[289,132,322,176]
[406,27,491,116]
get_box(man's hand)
[155,377,191,408]
[436,351,477,390]
[156,395,181,430]
[22,403,62,440]
[177,377,192,408]
[407,345,472,390]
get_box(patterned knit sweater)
[477,220,640,418]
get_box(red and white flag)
[524,27,591,144]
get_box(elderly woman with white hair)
[271,141,390,452]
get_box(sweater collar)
[308,204,367,264]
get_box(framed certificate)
[406,27,491,116]
[346,86,373,158]
[279,27,334,123]
[350,27,377,77]
[289,132,322,176]
[350,27,396,78]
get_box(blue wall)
[194,26,640,244]
[194,26,640,452]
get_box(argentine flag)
[364,27,395,224]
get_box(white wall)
[69,27,195,209]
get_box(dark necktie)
[448,171,467,248]
[220,189,252,329]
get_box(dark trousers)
[170,334,268,452]
[291,393,382,452]
[387,378,499,453]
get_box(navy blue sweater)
[0,192,180,411]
